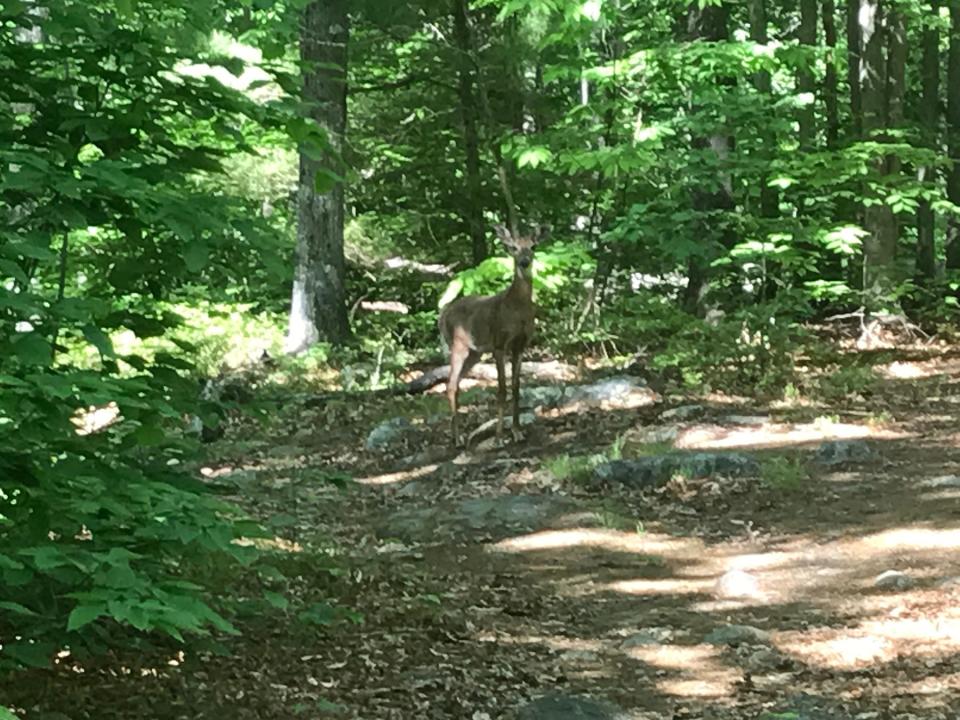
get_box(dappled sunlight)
[71,402,121,435]
[676,420,908,451]
[356,463,440,487]
[627,644,737,699]
[491,528,703,558]
[608,577,713,597]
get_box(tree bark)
[453,0,487,265]
[859,0,898,297]
[798,0,818,150]
[286,0,351,352]
[822,0,840,148]
[750,0,779,218]
[684,2,735,314]
[947,0,960,269]
[916,0,939,282]
[846,0,862,138]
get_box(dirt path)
[10,356,960,719]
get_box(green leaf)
[0,601,37,616]
[3,640,52,668]
[184,242,210,272]
[133,423,166,446]
[83,325,116,359]
[115,0,136,19]
[0,706,18,720]
[313,167,344,194]
[12,333,51,366]
[264,591,289,610]
[67,603,106,631]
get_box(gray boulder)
[594,452,759,488]
[813,440,874,466]
[365,417,413,451]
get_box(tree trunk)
[798,0,818,150]
[286,0,351,352]
[846,0,862,138]
[750,0,779,218]
[859,0,897,297]
[822,0,840,148]
[684,2,736,314]
[453,0,487,265]
[916,0,939,282]
[947,0,960,269]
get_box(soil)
[7,354,960,719]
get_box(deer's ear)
[531,223,551,245]
[494,224,514,246]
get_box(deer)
[439,223,549,447]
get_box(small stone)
[620,628,672,649]
[660,404,704,422]
[365,417,413,451]
[715,569,763,600]
[814,440,874,466]
[705,624,771,646]
[919,474,960,489]
[564,376,660,410]
[724,414,770,426]
[746,648,784,672]
[873,570,914,591]
[560,649,600,664]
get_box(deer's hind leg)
[446,337,480,447]
[494,349,506,445]
[510,345,524,442]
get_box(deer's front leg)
[494,349,506,446]
[510,349,523,442]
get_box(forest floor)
[11,349,960,719]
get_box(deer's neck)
[506,267,533,304]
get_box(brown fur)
[439,224,548,446]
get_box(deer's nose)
[518,257,531,269]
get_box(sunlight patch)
[676,420,907,451]
[356,464,439,486]
[491,529,698,557]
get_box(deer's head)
[494,224,550,278]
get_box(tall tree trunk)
[453,0,487,265]
[947,0,960,269]
[286,0,351,352]
[684,2,735,314]
[846,0,862,138]
[750,0,779,218]
[860,0,898,298]
[822,0,840,148]
[916,0,939,282]
[798,0,818,149]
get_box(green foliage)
[760,456,809,493]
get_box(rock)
[514,692,628,720]
[620,628,672,649]
[715,569,763,600]
[873,570,913,591]
[761,693,854,720]
[724,414,770,426]
[633,424,679,445]
[365,417,413,451]
[520,385,567,409]
[705,624,771,646]
[813,440,874,466]
[660,404,704,421]
[919,474,960,489]
[560,649,600,664]
[937,576,960,589]
[746,648,785,672]
[594,452,759,489]
[377,494,572,542]
[564,375,660,410]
